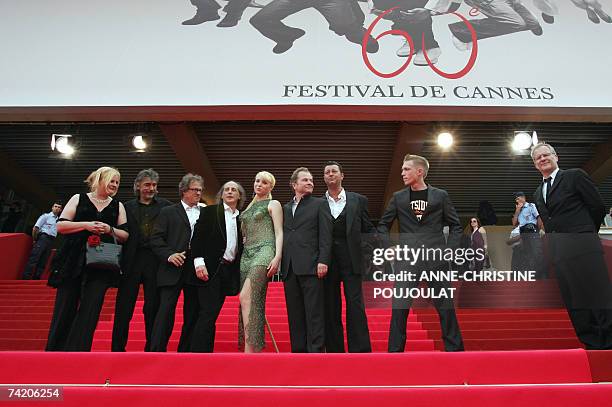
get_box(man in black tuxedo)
[112,169,172,352]
[188,181,245,352]
[281,167,333,352]
[531,142,612,350]
[322,161,373,352]
[378,154,464,352]
[149,174,203,352]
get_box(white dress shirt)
[181,200,200,239]
[193,203,240,269]
[291,196,299,216]
[222,203,239,262]
[542,168,560,203]
[326,189,347,219]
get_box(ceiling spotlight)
[512,131,533,152]
[51,134,75,157]
[131,133,149,152]
[532,131,538,146]
[437,132,454,150]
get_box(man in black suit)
[188,181,245,352]
[149,173,204,352]
[322,161,373,352]
[250,0,378,54]
[378,154,464,352]
[112,169,172,352]
[531,142,612,350]
[281,167,333,352]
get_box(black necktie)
[544,178,552,202]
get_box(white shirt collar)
[325,188,346,202]
[181,200,198,211]
[223,202,239,217]
[543,167,560,183]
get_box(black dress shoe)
[345,29,379,54]
[217,16,239,27]
[273,42,293,54]
[542,13,555,24]
[272,28,305,54]
[182,10,220,25]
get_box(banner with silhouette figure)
[0,0,610,107]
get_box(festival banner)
[0,0,610,107]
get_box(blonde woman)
[46,167,128,352]
[238,171,283,352]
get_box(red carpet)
[0,350,594,385]
[2,280,612,405]
[2,351,612,407]
[0,280,585,352]
[7,386,612,407]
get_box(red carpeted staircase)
[2,280,612,406]
[0,280,583,352]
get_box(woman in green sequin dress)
[239,171,283,352]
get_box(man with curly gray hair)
[150,173,204,352]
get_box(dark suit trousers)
[22,234,54,280]
[388,262,464,352]
[189,265,229,352]
[150,265,199,352]
[449,0,539,43]
[324,252,371,352]
[373,0,438,51]
[111,249,160,352]
[223,0,251,19]
[250,0,366,45]
[61,269,114,352]
[284,265,325,352]
[554,252,612,350]
[190,0,221,13]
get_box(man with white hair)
[531,142,612,349]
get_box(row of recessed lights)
[51,134,150,157]
[436,131,538,153]
[50,132,537,157]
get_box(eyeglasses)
[470,220,478,223]
[188,188,203,193]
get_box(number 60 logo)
[361,7,479,79]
